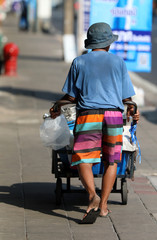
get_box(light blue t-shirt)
[62,51,135,111]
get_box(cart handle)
[53,100,76,112]
[43,101,76,119]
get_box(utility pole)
[77,0,84,55]
[64,0,74,34]
[63,0,77,63]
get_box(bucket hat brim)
[85,34,118,49]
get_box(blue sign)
[83,0,91,32]
[90,0,153,72]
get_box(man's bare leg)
[99,162,117,216]
[77,163,100,213]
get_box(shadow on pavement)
[0,182,92,223]
[19,54,63,62]
[0,86,64,102]
[0,182,122,224]
[0,182,84,223]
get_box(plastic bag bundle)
[40,114,70,150]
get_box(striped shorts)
[71,109,123,167]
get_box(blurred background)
[0,2,157,239]
[0,0,157,82]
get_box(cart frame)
[51,101,137,205]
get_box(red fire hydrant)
[3,43,19,76]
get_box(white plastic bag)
[40,114,70,150]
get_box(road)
[0,13,157,240]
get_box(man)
[50,22,140,224]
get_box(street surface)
[0,14,157,240]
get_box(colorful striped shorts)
[71,109,123,167]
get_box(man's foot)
[81,194,100,221]
[86,194,100,213]
[99,209,111,217]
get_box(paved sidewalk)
[0,15,157,240]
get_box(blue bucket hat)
[85,22,118,49]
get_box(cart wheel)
[52,150,57,174]
[121,178,128,205]
[129,152,136,179]
[56,178,62,205]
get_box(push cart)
[51,101,138,205]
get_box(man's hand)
[123,98,140,123]
[49,104,61,119]
[127,106,140,123]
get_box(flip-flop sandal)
[79,208,100,224]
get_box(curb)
[129,71,157,94]
[129,72,157,107]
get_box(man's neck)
[93,49,105,51]
[92,46,110,52]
